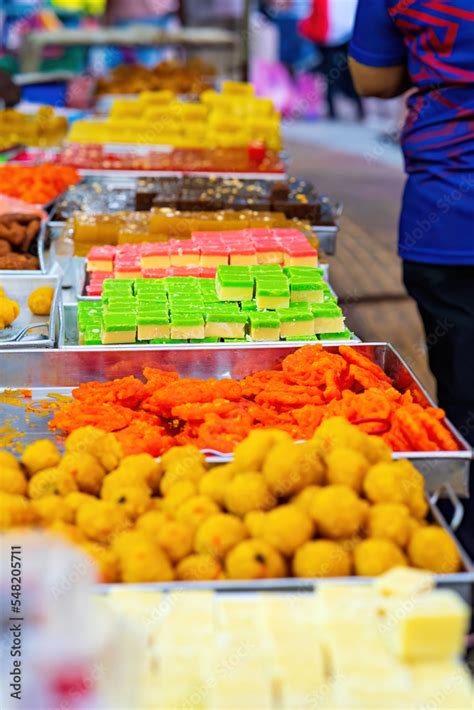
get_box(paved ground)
[284,120,435,395]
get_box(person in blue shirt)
[349,1,474,442]
[349,1,474,552]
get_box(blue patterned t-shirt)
[350,1,474,264]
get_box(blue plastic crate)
[21,81,68,106]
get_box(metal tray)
[312,223,339,256]
[0,274,61,348]
[0,343,471,491]
[0,219,48,276]
[95,489,474,601]
[76,169,287,180]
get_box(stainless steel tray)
[76,169,287,180]
[0,343,471,491]
[312,224,339,256]
[95,490,473,600]
[0,274,61,348]
[0,219,48,276]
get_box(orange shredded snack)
[48,347,460,455]
[0,165,80,205]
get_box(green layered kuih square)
[276,308,314,323]
[102,279,134,293]
[318,330,353,340]
[206,312,248,324]
[171,313,204,327]
[289,302,312,311]
[285,335,318,341]
[289,277,324,292]
[283,266,325,278]
[240,300,257,311]
[249,312,280,328]
[250,264,282,274]
[256,282,290,297]
[204,303,240,314]
[217,272,254,288]
[106,300,137,312]
[102,314,137,332]
[165,276,200,287]
[83,326,102,345]
[311,303,343,318]
[137,312,170,325]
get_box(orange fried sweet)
[48,345,461,457]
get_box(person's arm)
[349,58,410,98]
[349,0,409,99]
[0,70,20,108]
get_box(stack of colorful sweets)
[77,267,351,345]
[84,229,319,296]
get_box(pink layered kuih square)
[86,245,116,272]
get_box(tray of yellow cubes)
[97,568,473,709]
[0,274,61,348]
[68,82,282,150]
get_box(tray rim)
[95,570,474,593]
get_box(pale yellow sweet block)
[140,255,170,269]
[216,597,265,629]
[170,253,200,266]
[323,627,396,676]
[170,324,205,340]
[101,590,163,623]
[316,584,380,623]
[256,250,283,265]
[250,325,281,341]
[279,662,329,710]
[208,665,273,709]
[314,316,345,334]
[205,321,245,339]
[162,592,215,632]
[229,253,258,266]
[256,294,290,310]
[200,254,228,267]
[115,271,140,279]
[291,290,324,303]
[137,324,170,341]
[216,283,253,301]
[280,320,315,338]
[101,329,136,344]
[410,661,473,710]
[374,567,434,598]
[87,260,113,272]
[385,590,469,662]
[284,254,319,267]
[151,669,209,709]
[332,669,413,709]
